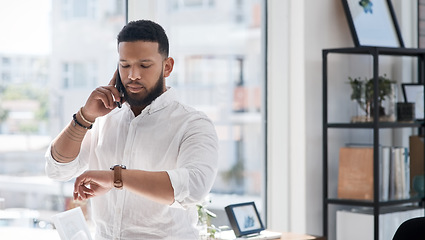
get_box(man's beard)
[123,71,165,108]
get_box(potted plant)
[197,197,218,239]
[348,74,396,122]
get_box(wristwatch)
[110,164,126,189]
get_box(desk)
[216,230,325,240]
[279,232,325,240]
[0,227,325,240]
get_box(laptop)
[51,207,93,240]
[225,202,281,239]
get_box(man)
[45,20,218,240]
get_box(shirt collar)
[144,86,177,114]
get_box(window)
[153,0,266,223]
[61,0,97,20]
[51,0,126,132]
[172,0,215,9]
[0,0,265,232]
[62,62,97,89]
[0,0,126,231]
[1,72,10,82]
[2,57,10,65]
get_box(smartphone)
[115,67,125,108]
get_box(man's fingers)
[108,69,118,86]
[96,87,115,109]
[93,86,121,109]
[72,171,112,201]
[74,174,89,200]
[106,70,122,106]
[74,183,94,201]
[73,191,79,201]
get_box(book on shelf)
[409,136,424,196]
[338,144,410,201]
[380,146,390,201]
[384,146,410,200]
[337,207,424,240]
[338,146,373,200]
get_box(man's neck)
[129,88,168,116]
[130,105,146,116]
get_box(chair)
[392,217,425,240]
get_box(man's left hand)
[73,170,114,201]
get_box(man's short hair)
[117,20,169,58]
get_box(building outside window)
[151,0,266,223]
[0,0,266,231]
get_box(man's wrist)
[73,113,92,130]
[110,165,126,189]
[110,170,115,189]
[79,107,96,125]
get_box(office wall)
[267,0,338,235]
[266,0,291,233]
[303,0,352,236]
[267,0,416,237]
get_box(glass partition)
[0,0,126,231]
[0,0,265,231]
[158,0,266,224]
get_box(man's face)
[118,41,173,108]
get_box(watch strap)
[110,164,126,189]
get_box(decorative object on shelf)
[338,147,374,200]
[412,175,425,198]
[401,83,424,120]
[341,0,404,47]
[409,136,424,197]
[348,74,396,122]
[396,102,415,122]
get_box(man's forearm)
[73,169,175,205]
[122,170,175,205]
[51,113,90,163]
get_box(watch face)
[114,180,123,189]
[112,165,125,189]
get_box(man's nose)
[128,67,141,80]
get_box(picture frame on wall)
[341,0,404,48]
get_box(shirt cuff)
[45,144,80,181]
[166,168,189,207]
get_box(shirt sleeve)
[167,114,218,208]
[45,126,94,182]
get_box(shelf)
[327,197,424,207]
[322,46,425,240]
[327,121,424,129]
[323,46,425,57]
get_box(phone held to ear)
[115,68,125,108]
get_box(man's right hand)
[51,70,123,163]
[80,70,122,122]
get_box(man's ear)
[163,57,174,78]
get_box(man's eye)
[121,65,130,68]
[141,65,151,68]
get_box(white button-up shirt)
[45,88,218,240]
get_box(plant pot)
[350,81,396,123]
